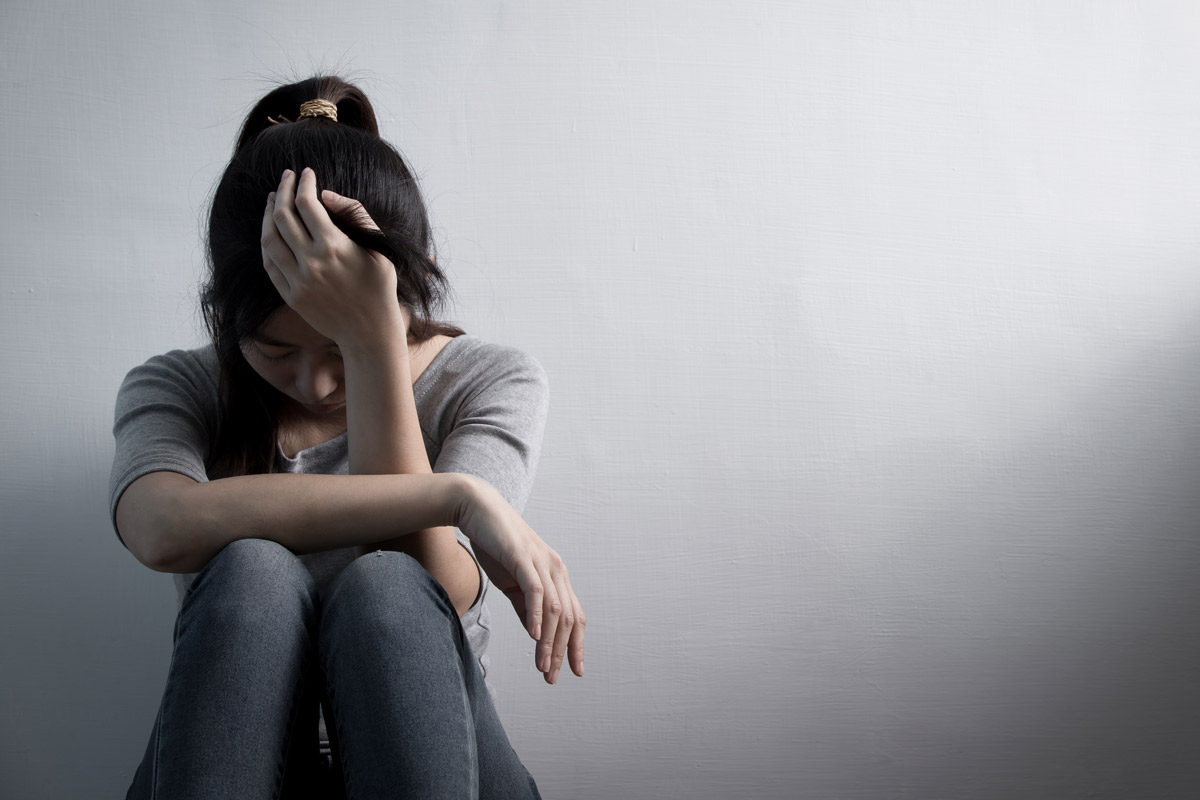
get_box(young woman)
[110,76,584,799]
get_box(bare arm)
[117,465,580,679]
[115,469,469,574]
[264,168,480,614]
[341,334,481,615]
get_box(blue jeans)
[126,539,541,799]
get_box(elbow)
[124,518,183,573]
[115,474,217,573]
[120,496,196,573]
[137,534,188,573]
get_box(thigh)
[319,551,477,796]
[127,539,321,800]
[319,550,540,799]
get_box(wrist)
[446,473,485,529]
[336,304,408,359]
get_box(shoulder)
[421,337,550,510]
[417,336,548,404]
[416,336,549,445]
[115,345,221,418]
[110,346,220,529]
[120,345,219,387]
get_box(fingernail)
[579,661,584,677]
[533,624,540,640]
[550,668,559,684]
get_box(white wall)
[3,2,1199,798]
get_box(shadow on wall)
[787,320,1200,798]
[0,455,179,798]
[567,317,1200,799]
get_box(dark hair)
[201,75,462,477]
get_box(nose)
[295,356,341,403]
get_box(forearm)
[131,471,468,574]
[342,321,427,474]
[342,330,481,614]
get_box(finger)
[547,570,575,684]
[567,592,586,678]
[271,169,312,252]
[293,167,341,240]
[262,253,291,298]
[261,193,299,282]
[512,558,543,642]
[537,566,564,676]
[321,189,381,232]
[501,584,528,632]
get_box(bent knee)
[209,538,307,578]
[189,539,316,617]
[324,550,454,628]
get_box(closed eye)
[254,344,293,363]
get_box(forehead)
[251,307,336,348]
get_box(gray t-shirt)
[109,334,549,685]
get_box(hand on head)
[260,167,406,351]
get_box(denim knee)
[180,538,317,639]
[321,551,457,643]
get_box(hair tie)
[298,99,338,122]
[267,100,338,126]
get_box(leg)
[320,551,539,799]
[127,539,320,800]
[461,638,543,800]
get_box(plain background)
[3,1,1200,798]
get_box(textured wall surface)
[3,2,1199,798]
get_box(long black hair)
[201,76,462,477]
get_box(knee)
[185,539,316,632]
[322,551,455,639]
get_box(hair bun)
[235,76,378,153]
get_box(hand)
[260,167,404,350]
[456,476,585,684]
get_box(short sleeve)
[427,345,549,514]
[108,348,220,534]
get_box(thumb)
[320,188,353,209]
[321,189,379,231]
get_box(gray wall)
[3,2,1199,798]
